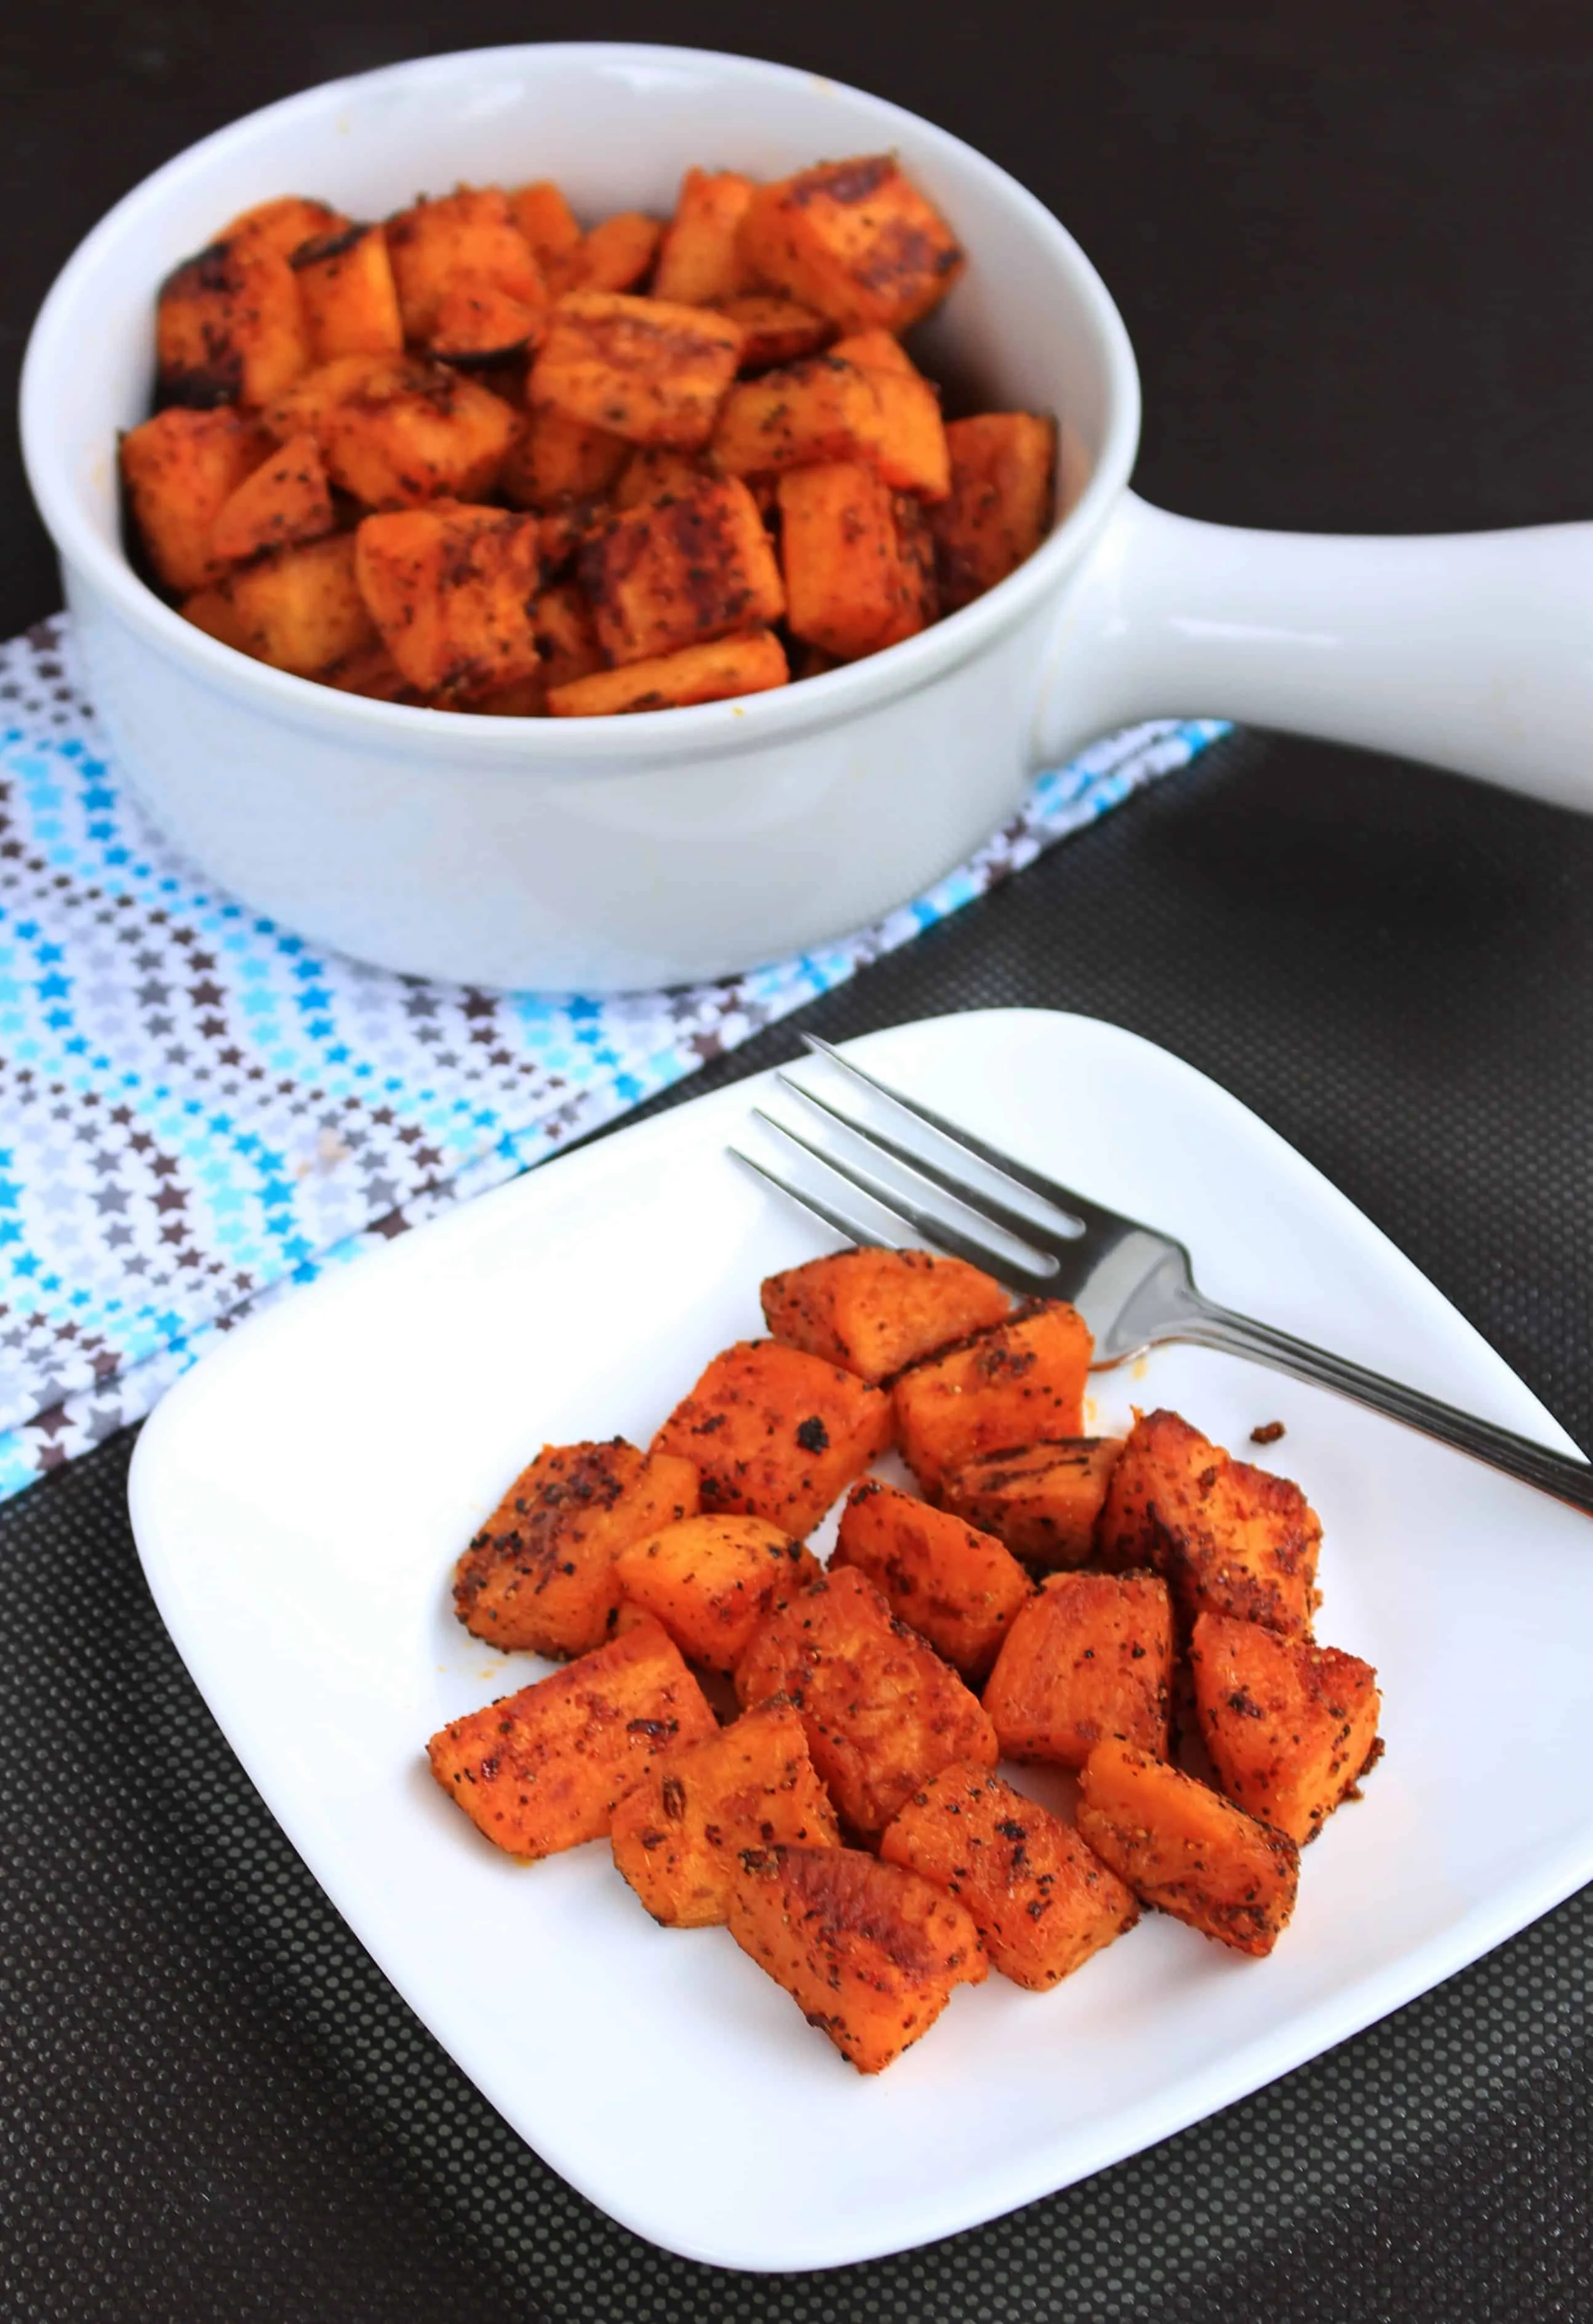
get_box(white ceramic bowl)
[23,44,1593,992]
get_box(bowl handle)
[1034,488,1593,810]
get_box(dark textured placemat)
[4,727,1592,2323]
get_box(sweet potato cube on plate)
[510,180,581,270]
[226,534,376,674]
[547,630,788,716]
[761,1245,1009,1384]
[735,1564,998,1839]
[1076,1738,1300,1956]
[831,329,950,498]
[530,291,741,447]
[121,407,276,594]
[653,1338,892,1534]
[426,1613,717,1859]
[385,185,543,340]
[559,212,664,295]
[984,1570,1173,1769]
[728,1843,985,2073]
[207,429,333,565]
[932,413,1057,610]
[613,447,706,509]
[613,1514,821,1671]
[579,474,785,665]
[156,238,310,409]
[711,355,883,475]
[355,505,543,698]
[832,1478,1031,1680]
[778,461,920,661]
[1097,1408,1322,1638]
[221,194,348,264]
[880,1762,1138,1989]
[737,155,964,334]
[653,168,756,305]
[318,359,518,507]
[1191,1611,1382,1845]
[938,1436,1124,1568]
[291,223,404,362]
[430,274,545,363]
[502,407,631,509]
[452,1437,700,1659]
[721,295,832,370]
[893,1300,1093,1496]
[610,1698,840,1925]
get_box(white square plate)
[129,1008,1593,2271]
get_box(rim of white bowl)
[20,40,1143,770]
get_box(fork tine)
[729,1142,914,1255]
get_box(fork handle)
[1178,1297,1593,1514]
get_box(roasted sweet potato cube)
[222,195,348,264]
[559,212,664,296]
[613,1515,822,1671]
[317,637,427,703]
[354,504,544,700]
[831,329,949,498]
[778,460,916,661]
[318,359,519,507]
[262,353,413,441]
[983,1570,1173,1769]
[610,1699,840,1925]
[1076,1738,1300,1955]
[579,474,785,665]
[737,156,964,333]
[712,356,884,476]
[529,581,605,690]
[877,493,939,647]
[1097,1408,1322,1639]
[121,407,276,594]
[501,407,631,509]
[1191,1611,1382,1845]
[429,274,544,363]
[653,169,756,305]
[653,1339,892,1535]
[613,447,706,509]
[385,186,543,340]
[207,429,333,566]
[728,1843,985,2072]
[452,1437,700,1659]
[546,630,788,715]
[510,180,582,271]
[426,1614,717,1859]
[894,1301,1093,1496]
[180,583,255,655]
[721,295,833,370]
[879,1762,1139,1989]
[832,1479,1031,1680]
[226,534,377,674]
[734,1565,998,1839]
[530,292,743,448]
[938,1437,1124,1569]
[932,413,1056,610]
[761,1246,1009,1384]
[291,224,404,362]
[156,239,311,409]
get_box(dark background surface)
[5,4,1593,2319]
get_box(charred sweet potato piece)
[880,1762,1139,1989]
[292,223,405,362]
[613,1515,821,1671]
[429,274,544,363]
[579,474,785,665]
[452,1437,700,1659]
[385,185,543,340]
[1076,1738,1300,1956]
[893,1301,1093,1496]
[983,1570,1173,1769]
[530,291,743,448]
[222,194,348,264]
[721,295,833,370]
[426,1613,717,1859]
[156,238,311,409]
[559,212,664,295]
[510,180,582,271]
[546,629,788,715]
[317,359,519,507]
[225,534,377,674]
[1096,1408,1322,1639]
[734,1564,998,1839]
[882,493,940,645]
[612,446,705,509]
[501,407,631,509]
[737,155,964,334]
[932,413,1056,610]
[832,1479,1031,1680]
[830,328,950,499]
[653,1338,892,1535]
[938,1437,1124,1568]
[354,504,545,700]
[653,168,756,305]
[760,1245,1010,1384]
[529,581,605,689]
[610,1699,840,1925]
[727,1843,985,2072]
[262,352,414,440]
[207,429,334,565]
[778,460,921,660]
[711,355,884,476]
[1190,1611,1382,1845]
[121,407,276,594]
[317,637,428,703]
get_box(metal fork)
[731,1034,1593,1516]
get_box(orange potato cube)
[1097,1408,1322,1639]
[385,185,543,340]
[354,504,544,700]
[761,1245,1009,1384]
[832,1478,1031,1680]
[879,1763,1138,1990]
[501,407,631,509]
[938,1437,1125,1569]
[735,1564,998,1839]
[876,492,939,648]
[613,447,706,509]
[1076,1738,1300,1956]
[727,1843,985,2072]
[262,352,415,440]
[291,223,404,363]
[530,291,743,448]
[207,429,333,566]
[179,583,255,655]
[711,355,884,476]
[559,211,664,295]
[121,406,276,594]
[510,180,582,270]
[317,637,428,703]
[1190,1611,1383,1845]
[737,155,964,333]
[156,238,310,410]
[578,474,785,665]
[529,581,605,690]
[831,329,949,498]
[318,361,519,508]
[452,1437,700,1659]
[610,1699,840,1926]
[222,195,348,264]
[653,169,756,305]
[426,1614,717,1859]
[721,295,834,370]
[932,413,1056,610]
[778,460,916,661]
[653,1338,892,1535]
[429,274,544,363]
[613,1515,821,1671]
[983,1570,1173,1769]
[226,534,377,674]
[546,629,788,716]
[893,1300,1093,1496]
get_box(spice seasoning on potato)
[932,412,1056,609]
[653,168,756,305]
[653,1336,892,1535]
[156,237,311,410]
[761,1246,1010,1383]
[613,1514,821,1671]
[207,430,334,566]
[580,474,785,665]
[225,533,378,676]
[938,1437,1125,1568]
[292,223,405,363]
[983,1570,1174,1769]
[120,407,277,595]
[355,504,545,698]
[737,154,964,334]
[546,629,789,716]
[1189,1610,1382,1843]
[831,1477,1032,1680]
[386,185,545,340]
[530,290,743,447]
[893,1300,1094,1496]
[1076,1738,1300,1957]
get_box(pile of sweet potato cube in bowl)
[428,1247,1384,2075]
[118,155,1057,715]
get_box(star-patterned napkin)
[0,617,1224,1501]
